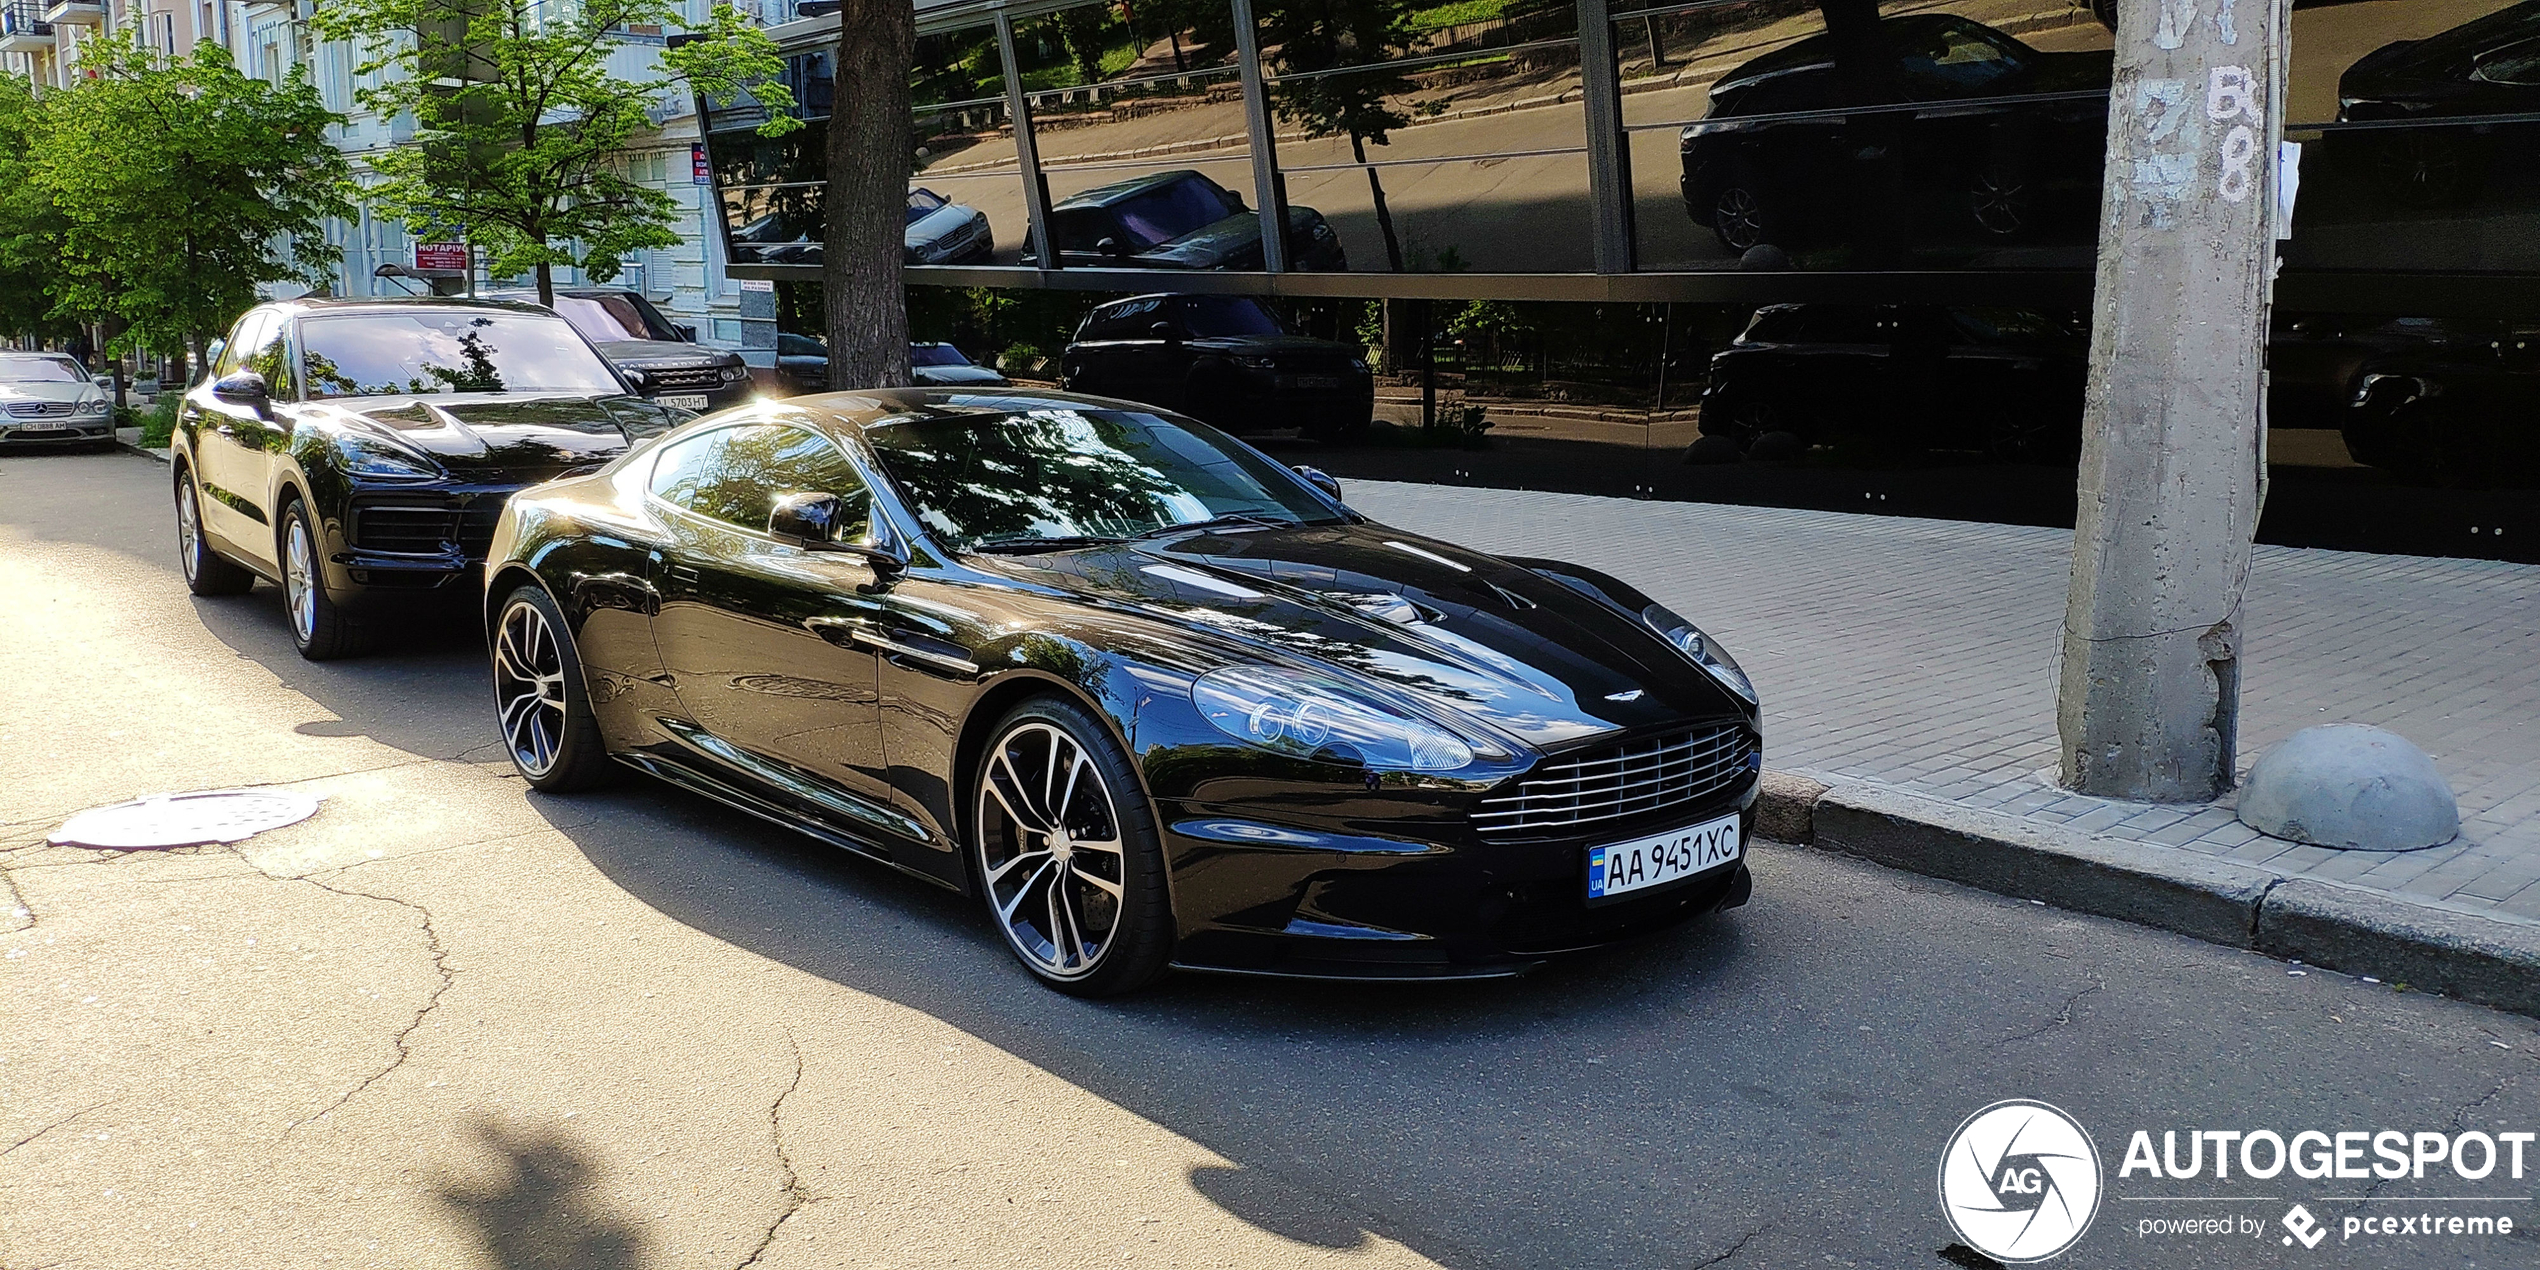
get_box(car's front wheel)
[175,467,254,597]
[491,584,615,792]
[971,696,1173,995]
[278,498,371,660]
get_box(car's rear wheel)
[492,584,615,792]
[175,468,253,597]
[1969,163,2034,238]
[279,498,371,660]
[971,697,1172,996]
[1710,183,1774,253]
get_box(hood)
[0,381,106,407]
[978,522,1750,752]
[906,203,978,245]
[322,393,654,471]
[591,339,741,369]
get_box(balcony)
[39,0,97,26]
[0,4,53,50]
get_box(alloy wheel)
[493,599,570,777]
[1713,187,1767,252]
[974,721,1129,980]
[1970,168,2031,237]
[283,514,318,643]
[176,481,202,584]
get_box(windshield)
[1106,179,1237,250]
[300,312,624,399]
[0,356,86,384]
[861,406,1341,550]
[907,189,948,223]
[1182,297,1288,338]
[548,294,663,343]
[910,343,972,367]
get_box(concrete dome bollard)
[2238,724,2460,851]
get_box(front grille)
[1473,724,1755,838]
[350,495,509,559]
[644,365,726,391]
[5,401,76,418]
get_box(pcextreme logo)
[1938,1100,2104,1263]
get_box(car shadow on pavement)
[535,779,1763,1270]
[437,1118,651,1270]
[188,588,511,762]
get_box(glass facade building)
[704,0,2540,563]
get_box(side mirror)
[92,374,115,394]
[1292,465,1343,501]
[212,370,269,403]
[768,492,904,571]
[1096,237,1125,258]
[674,324,698,342]
[1149,321,1178,344]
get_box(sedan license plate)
[1294,374,1342,390]
[1587,813,1740,900]
[16,420,69,431]
[657,394,712,410]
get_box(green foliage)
[0,76,71,342]
[1447,299,1530,342]
[998,341,1048,375]
[136,395,180,448]
[1403,0,1508,31]
[15,35,350,356]
[1259,0,1416,149]
[310,0,798,300]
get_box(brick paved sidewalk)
[1350,480,2540,925]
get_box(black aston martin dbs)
[483,388,1762,994]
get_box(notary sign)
[414,243,468,272]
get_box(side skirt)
[612,751,966,896]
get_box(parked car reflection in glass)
[1023,170,1347,270]
[1062,293,1373,440]
[1678,15,2110,257]
[2343,321,2540,485]
[2333,0,2540,209]
[772,336,1010,395]
[482,389,1761,994]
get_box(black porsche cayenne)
[171,298,691,659]
[484,388,1761,994]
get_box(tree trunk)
[1353,133,1403,272]
[826,0,916,390]
[535,260,554,308]
[1817,0,1904,267]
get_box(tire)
[277,497,371,660]
[1709,182,1775,253]
[1304,409,1371,444]
[1968,162,2034,239]
[175,466,253,597]
[491,584,616,792]
[971,695,1173,996]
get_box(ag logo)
[1938,1100,2103,1262]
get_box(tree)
[1259,0,1417,271]
[313,0,798,307]
[824,0,916,389]
[0,74,71,346]
[28,34,350,376]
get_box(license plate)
[1587,812,1741,901]
[657,394,711,410]
[15,420,69,431]
[1295,375,1342,390]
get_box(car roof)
[736,386,1144,435]
[255,296,561,320]
[1051,169,1212,210]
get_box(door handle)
[666,563,700,585]
[214,423,236,436]
[804,617,978,678]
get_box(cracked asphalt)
[4,452,2536,1270]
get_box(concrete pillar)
[2058,0,2288,802]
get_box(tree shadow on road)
[437,1118,650,1270]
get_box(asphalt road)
[3,449,2535,1270]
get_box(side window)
[213,312,269,379]
[650,424,871,540]
[235,313,294,398]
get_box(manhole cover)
[49,790,321,850]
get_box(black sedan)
[2333,0,2540,207]
[483,389,1761,994]
[172,298,690,659]
[1062,294,1374,441]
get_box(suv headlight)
[1642,603,1757,706]
[1192,665,1476,772]
[719,364,748,382]
[332,434,443,480]
[1234,355,1278,370]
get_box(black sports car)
[2333,0,2540,207]
[172,298,691,659]
[484,388,1761,994]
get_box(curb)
[1758,773,2540,1019]
[120,441,171,465]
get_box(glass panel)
[2283,0,2540,276]
[1623,0,2113,271]
[1260,0,1589,272]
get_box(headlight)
[332,434,443,480]
[1192,665,1475,772]
[1642,603,1757,706]
[719,364,748,382]
[1234,355,1277,370]
[76,399,111,417]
